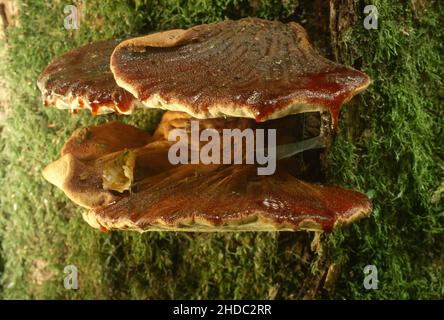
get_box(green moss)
[0,0,442,299]
[326,0,444,299]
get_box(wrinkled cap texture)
[111,18,370,127]
[37,39,140,115]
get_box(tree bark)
[286,0,361,299]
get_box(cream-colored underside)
[44,92,143,115]
[82,206,371,233]
[142,93,326,122]
[112,82,369,126]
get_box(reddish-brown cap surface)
[111,18,370,128]
[37,39,140,115]
[43,118,372,232]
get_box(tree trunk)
[287,0,362,299]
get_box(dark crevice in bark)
[278,0,362,299]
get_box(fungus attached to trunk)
[39,18,372,232]
[111,18,370,129]
[37,39,140,115]
[43,116,371,232]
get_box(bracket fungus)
[39,18,372,232]
[37,39,141,115]
[111,18,370,129]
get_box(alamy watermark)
[363,5,378,30]
[64,5,79,30]
[363,265,378,290]
[168,121,277,176]
[64,265,79,290]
